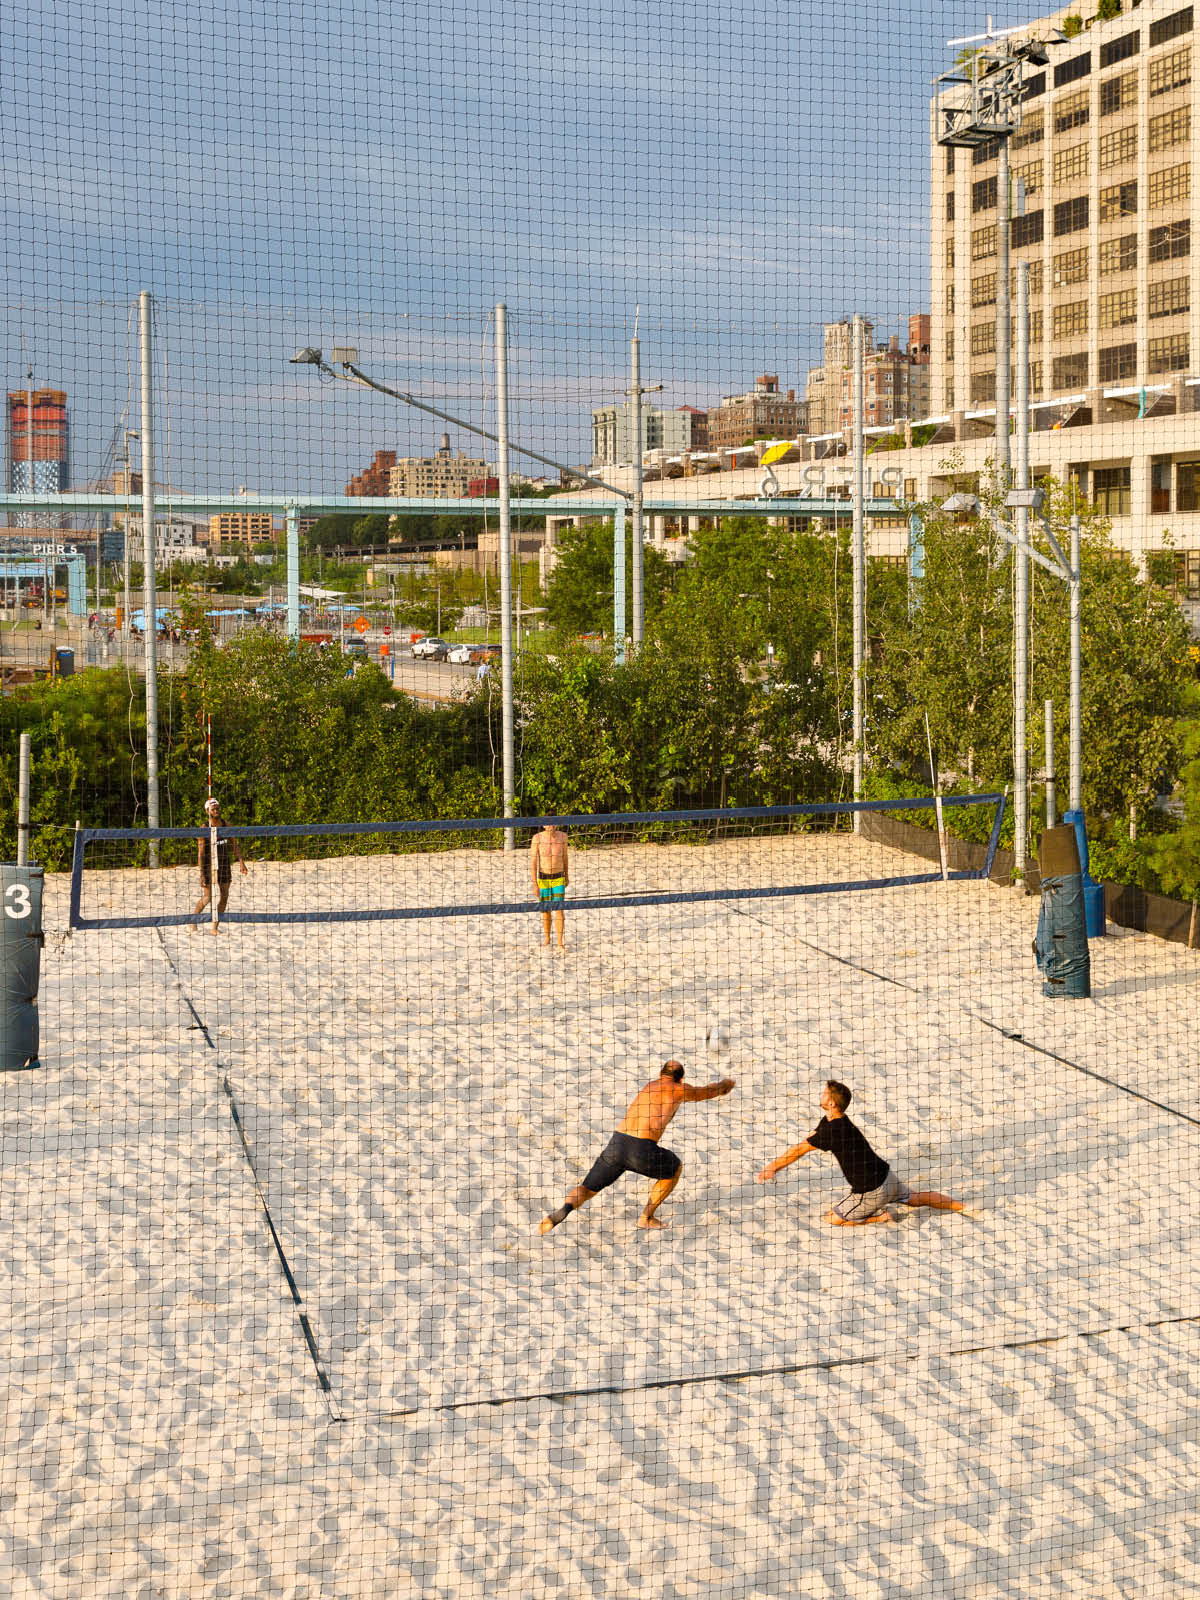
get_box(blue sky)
[2,0,986,493]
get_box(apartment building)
[705,376,805,453]
[387,434,488,496]
[932,0,1198,416]
[208,512,276,549]
[591,401,708,466]
[835,317,933,431]
[346,450,397,496]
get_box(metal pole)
[613,502,626,665]
[123,437,134,638]
[496,303,516,848]
[1012,262,1029,878]
[630,331,644,647]
[995,137,1011,477]
[16,732,31,867]
[140,291,160,866]
[1044,699,1056,829]
[286,506,300,642]
[851,313,866,831]
[1069,513,1082,814]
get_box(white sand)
[3,832,1199,1597]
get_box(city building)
[208,512,276,549]
[932,0,1199,417]
[7,389,68,494]
[836,317,933,432]
[388,434,489,496]
[591,401,709,466]
[124,517,208,566]
[346,450,397,496]
[705,376,805,454]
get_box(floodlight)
[942,492,980,513]
[1005,488,1045,510]
[330,346,359,364]
[290,347,324,365]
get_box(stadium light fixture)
[942,492,979,513]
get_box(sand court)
[5,829,1197,1594]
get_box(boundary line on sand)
[155,928,341,1419]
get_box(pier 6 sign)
[757,460,905,501]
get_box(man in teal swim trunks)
[530,821,568,949]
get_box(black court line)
[729,900,1200,1132]
[155,929,339,1417]
[349,1308,1200,1418]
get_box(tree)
[544,518,671,635]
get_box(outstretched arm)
[757,1142,815,1181]
[682,1078,735,1102]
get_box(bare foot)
[866,1210,893,1224]
[211,924,221,935]
[557,941,566,951]
[541,937,550,948]
[538,1217,557,1234]
[638,1216,668,1229]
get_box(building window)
[1023,71,1046,100]
[1053,351,1089,389]
[1098,287,1137,327]
[1149,105,1191,151]
[1148,276,1190,317]
[1054,53,1092,87]
[1013,109,1044,148]
[1011,258,1045,295]
[1054,89,1090,132]
[1149,6,1192,48]
[971,223,998,260]
[1099,232,1138,273]
[1149,219,1190,260]
[971,272,997,307]
[1149,162,1191,207]
[1178,462,1200,512]
[945,330,955,362]
[1099,124,1138,168]
[1053,300,1089,337]
[1093,466,1132,515]
[1053,195,1089,235]
[1148,331,1189,371]
[1100,68,1138,114]
[1053,142,1090,183]
[971,176,997,212]
[1175,550,1200,594]
[1053,244,1089,285]
[1099,180,1137,220]
[946,283,956,314]
[1029,361,1043,394]
[1098,342,1137,382]
[1011,210,1044,248]
[1011,309,1044,342]
[971,321,997,355]
[1149,44,1191,95]
[970,371,995,404]
[945,145,956,175]
[1100,29,1140,67]
[972,134,1003,165]
[1013,159,1043,199]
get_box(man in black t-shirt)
[757,1079,963,1227]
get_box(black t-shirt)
[808,1115,889,1192]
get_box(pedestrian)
[530,821,568,949]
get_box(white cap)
[204,797,220,813]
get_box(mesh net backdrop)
[4,0,1200,1594]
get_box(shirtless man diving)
[530,821,569,949]
[539,1060,736,1233]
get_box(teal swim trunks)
[538,874,566,904]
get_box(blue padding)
[77,792,1003,845]
[72,868,977,931]
[1034,871,1092,999]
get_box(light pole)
[937,23,1062,475]
[851,313,866,830]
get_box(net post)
[69,822,85,930]
[983,789,1008,881]
[210,822,220,931]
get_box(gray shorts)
[834,1169,911,1221]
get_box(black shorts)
[582,1131,681,1193]
[200,869,232,888]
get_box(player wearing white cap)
[192,798,247,934]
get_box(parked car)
[447,643,473,664]
[411,636,449,659]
